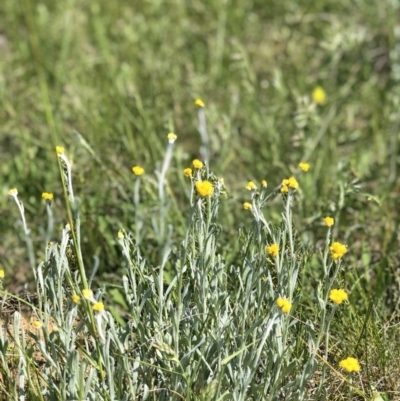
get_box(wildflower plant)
[1,140,364,400]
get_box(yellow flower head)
[93,301,105,312]
[266,243,279,257]
[72,294,80,304]
[243,202,252,210]
[0,269,4,279]
[132,166,145,176]
[329,289,348,305]
[276,297,292,314]
[329,242,347,260]
[82,289,93,300]
[42,192,54,201]
[167,133,177,144]
[281,177,298,193]
[262,180,268,188]
[32,321,43,329]
[339,357,361,373]
[183,168,193,178]
[298,162,310,172]
[312,86,327,105]
[195,180,214,197]
[192,159,204,169]
[324,216,334,227]
[8,188,18,196]
[56,146,65,155]
[195,98,205,108]
[117,230,124,239]
[246,181,257,191]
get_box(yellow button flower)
[192,159,204,169]
[339,357,360,373]
[195,180,213,197]
[132,166,145,176]
[167,133,177,143]
[245,181,257,190]
[183,168,193,177]
[117,230,124,239]
[0,269,4,279]
[42,192,54,201]
[82,289,93,300]
[329,242,347,260]
[243,202,252,210]
[32,321,43,329]
[312,86,327,104]
[262,180,267,188]
[324,216,334,227]
[8,188,18,196]
[93,302,105,312]
[281,177,298,193]
[276,297,292,313]
[72,294,80,304]
[298,162,310,172]
[266,244,279,257]
[329,289,348,305]
[56,146,65,155]
[195,98,205,108]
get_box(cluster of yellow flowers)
[276,297,292,314]
[266,243,279,257]
[182,159,215,198]
[72,289,105,312]
[329,241,347,260]
[329,289,348,304]
[281,177,299,193]
[339,357,361,373]
[42,192,54,201]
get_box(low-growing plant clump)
[0,131,380,400]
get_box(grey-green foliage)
[1,152,351,400]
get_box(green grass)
[1,0,400,399]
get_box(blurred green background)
[1,0,399,304]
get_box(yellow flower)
[192,159,204,169]
[262,180,267,188]
[93,302,105,312]
[32,321,42,329]
[195,98,205,108]
[324,216,334,227]
[243,202,252,210]
[329,242,347,260]
[339,357,361,373]
[195,181,213,197]
[276,297,292,314]
[0,269,4,279]
[167,133,177,143]
[117,230,124,239]
[287,177,298,189]
[183,168,193,177]
[56,146,65,155]
[8,188,18,196]
[82,289,93,300]
[42,192,54,201]
[329,289,348,305]
[312,86,327,105]
[281,177,298,193]
[245,181,257,190]
[266,244,279,257]
[298,162,310,172]
[72,294,80,304]
[132,166,145,176]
